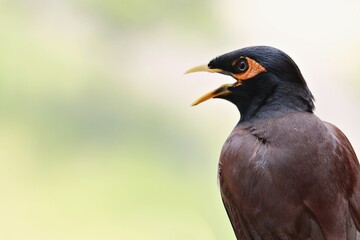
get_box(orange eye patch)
[231,57,267,81]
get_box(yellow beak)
[191,84,233,106]
[185,64,234,106]
[184,64,223,74]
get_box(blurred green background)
[0,0,359,239]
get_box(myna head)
[186,46,314,121]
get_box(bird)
[185,46,360,240]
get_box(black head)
[185,46,315,122]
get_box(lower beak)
[192,83,233,106]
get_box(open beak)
[185,64,237,106]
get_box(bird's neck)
[236,83,314,123]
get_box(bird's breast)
[218,126,269,202]
[218,112,336,219]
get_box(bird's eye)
[237,58,248,73]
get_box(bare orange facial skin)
[232,57,267,81]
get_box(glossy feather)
[219,112,360,239]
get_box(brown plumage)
[186,46,360,239]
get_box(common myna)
[186,46,360,239]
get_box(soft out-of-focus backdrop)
[0,0,359,239]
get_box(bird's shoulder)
[322,121,359,164]
[220,112,356,178]
[226,112,328,149]
[322,121,360,231]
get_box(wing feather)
[324,122,360,237]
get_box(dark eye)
[237,58,248,73]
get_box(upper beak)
[185,64,234,106]
[184,64,223,74]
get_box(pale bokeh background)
[0,0,359,239]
